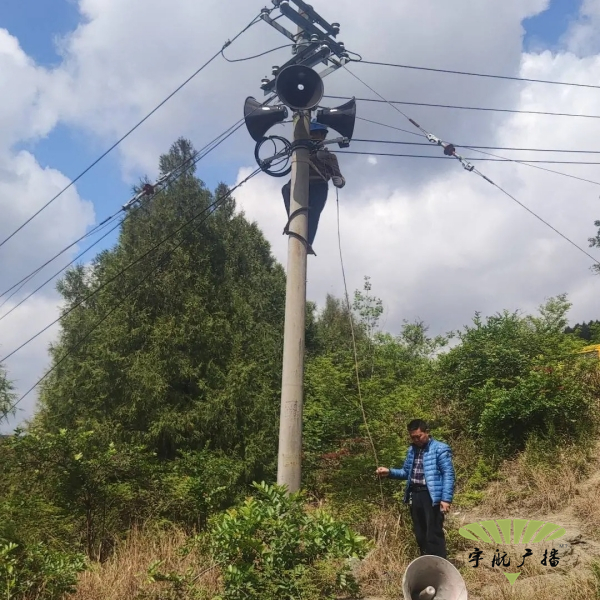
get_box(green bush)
[479,363,593,457]
[0,540,86,599]
[208,482,371,600]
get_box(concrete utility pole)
[244,0,352,494]
[277,110,310,494]
[277,17,310,494]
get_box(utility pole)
[242,0,354,494]
[277,15,311,492]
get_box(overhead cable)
[339,149,600,165]
[341,64,600,268]
[0,10,268,251]
[351,59,600,91]
[325,95,600,120]
[354,116,600,187]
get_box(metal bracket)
[288,0,339,37]
[260,43,331,93]
[260,12,296,42]
[278,3,345,56]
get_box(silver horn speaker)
[402,555,468,600]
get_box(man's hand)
[332,176,345,188]
[440,501,451,514]
[376,467,390,478]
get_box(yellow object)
[577,344,600,359]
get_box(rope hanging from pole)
[335,187,385,507]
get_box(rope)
[335,187,385,507]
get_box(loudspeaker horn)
[402,555,468,600]
[275,65,324,110]
[244,97,288,142]
[315,97,356,140]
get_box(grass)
[70,525,220,600]
[477,442,593,515]
[65,439,600,600]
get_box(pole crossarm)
[259,1,349,95]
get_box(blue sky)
[4,0,600,435]
[0,0,587,267]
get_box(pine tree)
[36,138,286,482]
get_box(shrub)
[208,482,371,600]
[0,540,86,599]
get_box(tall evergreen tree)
[36,138,286,482]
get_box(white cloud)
[563,0,600,56]
[4,0,600,431]
[0,30,94,431]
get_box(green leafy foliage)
[0,361,16,424]
[436,295,588,440]
[478,362,595,456]
[36,138,286,485]
[1,134,598,597]
[208,482,371,600]
[0,540,86,600]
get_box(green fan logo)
[458,519,567,585]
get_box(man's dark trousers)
[410,486,447,558]
[282,180,328,247]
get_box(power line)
[3,167,262,418]
[0,161,262,367]
[351,59,600,91]
[354,116,600,188]
[355,116,425,139]
[0,212,122,301]
[341,64,600,268]
[0,220,117,315]
[221,43,294,62]
[0,11,267,252]
[0,218,124,323]
[352,138,600,154]
[325,94,600,120]
[474,168,600,265]
[0,100,269,310]
[338,150,600,165]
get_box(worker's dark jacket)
[309,147,345,186]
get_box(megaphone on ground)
[402,555,468,600]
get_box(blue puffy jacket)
[389,438,455,505]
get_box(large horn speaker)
[244,97,288,142]
[402,556,468,600]
[316,97,356,140]
[275,65,324,110]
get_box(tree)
[436,294,593,452]
[36,138,286,485]
[0,361,15,425]
[587,220,600,274]
[564,320,600,343]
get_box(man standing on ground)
[376,419,455,558]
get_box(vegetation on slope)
[1,138,599,599]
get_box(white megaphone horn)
[402,555,468,600]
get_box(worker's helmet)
[309,121,328,134]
